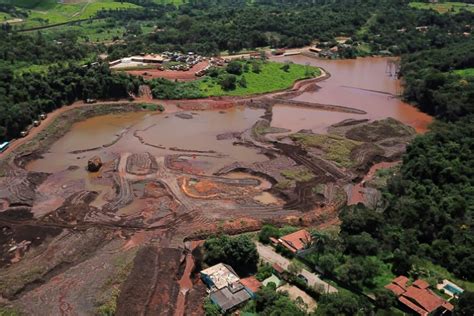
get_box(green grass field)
[409,1,474,14]
[454,68,474,78]
[199,61,320,97]
[0,0,140,27]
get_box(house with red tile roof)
[272,263,285,276]
[240,276,262,297]
[278,229,312,254]
[385,276,454,315]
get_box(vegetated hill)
[0,0,141,27]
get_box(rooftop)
[412,279,430,289]
[272,263,285,274]
[403,286,446,314]
[385,276,453,315]
[240,276,262,293]
[262,274,282,288]
[392,275,409,289]
[279,229,311,253]
[201,263,240,290]
[210,285,251,312]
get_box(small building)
[131,54,164,64]
[385,276,454,316]
[309,47,323,54]
[278,229,312,254]
[272,263,285,276]
[201,263,252,313]
[210,282,252,313]
[240,276,262,297]
[201,263,240,290]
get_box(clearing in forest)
[408,1,474,14]
[0,0,140,27]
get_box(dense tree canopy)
[203,235,259,275]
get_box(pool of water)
[444,283,463,295]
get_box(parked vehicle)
[33,120,40,127]
[85,98,97,104]
[39,113,47,120]
[297,274,308,284]
[20,130,29,137]
[0,141,9,153]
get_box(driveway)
[256,242,338,293]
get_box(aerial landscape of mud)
[0,56,432,315]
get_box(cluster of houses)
[109,51,205,70]
[385,276,461,315]
[200,263,261,313]
[200,229,315,314]
[161,51,204,69]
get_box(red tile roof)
[240,276,262,294]
[386,277,452,315]
[399,296,429,316]
[269,237,279,245]
[413,279,430,289]
[442,301,454,311]
[279,229,311,253]
[385,283,406,297]
[403,286,446,314]
[393,275,409,289]
[272,263,285,274]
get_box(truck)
[0,141,9,153]
[85,98,97,104]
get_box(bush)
[256,263,273,281]
[258,225,280,244]
[219,74,237,91]
[203,297,220,316]
[226,61,243,75]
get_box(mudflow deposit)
[0,56,432,315]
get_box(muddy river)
[28,56,431,182]
[271,56,432,133]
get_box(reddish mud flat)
[348,161,400,205]
[0,56,435,316]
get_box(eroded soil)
[0,57,424,315]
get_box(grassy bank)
[200,61,320,97]
[454,68,474,78]
[149,60,320,99]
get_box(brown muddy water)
[26,57,433,205]
[271,56,432,133]
[27,107,267,175]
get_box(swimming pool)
[444,283,463,295]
